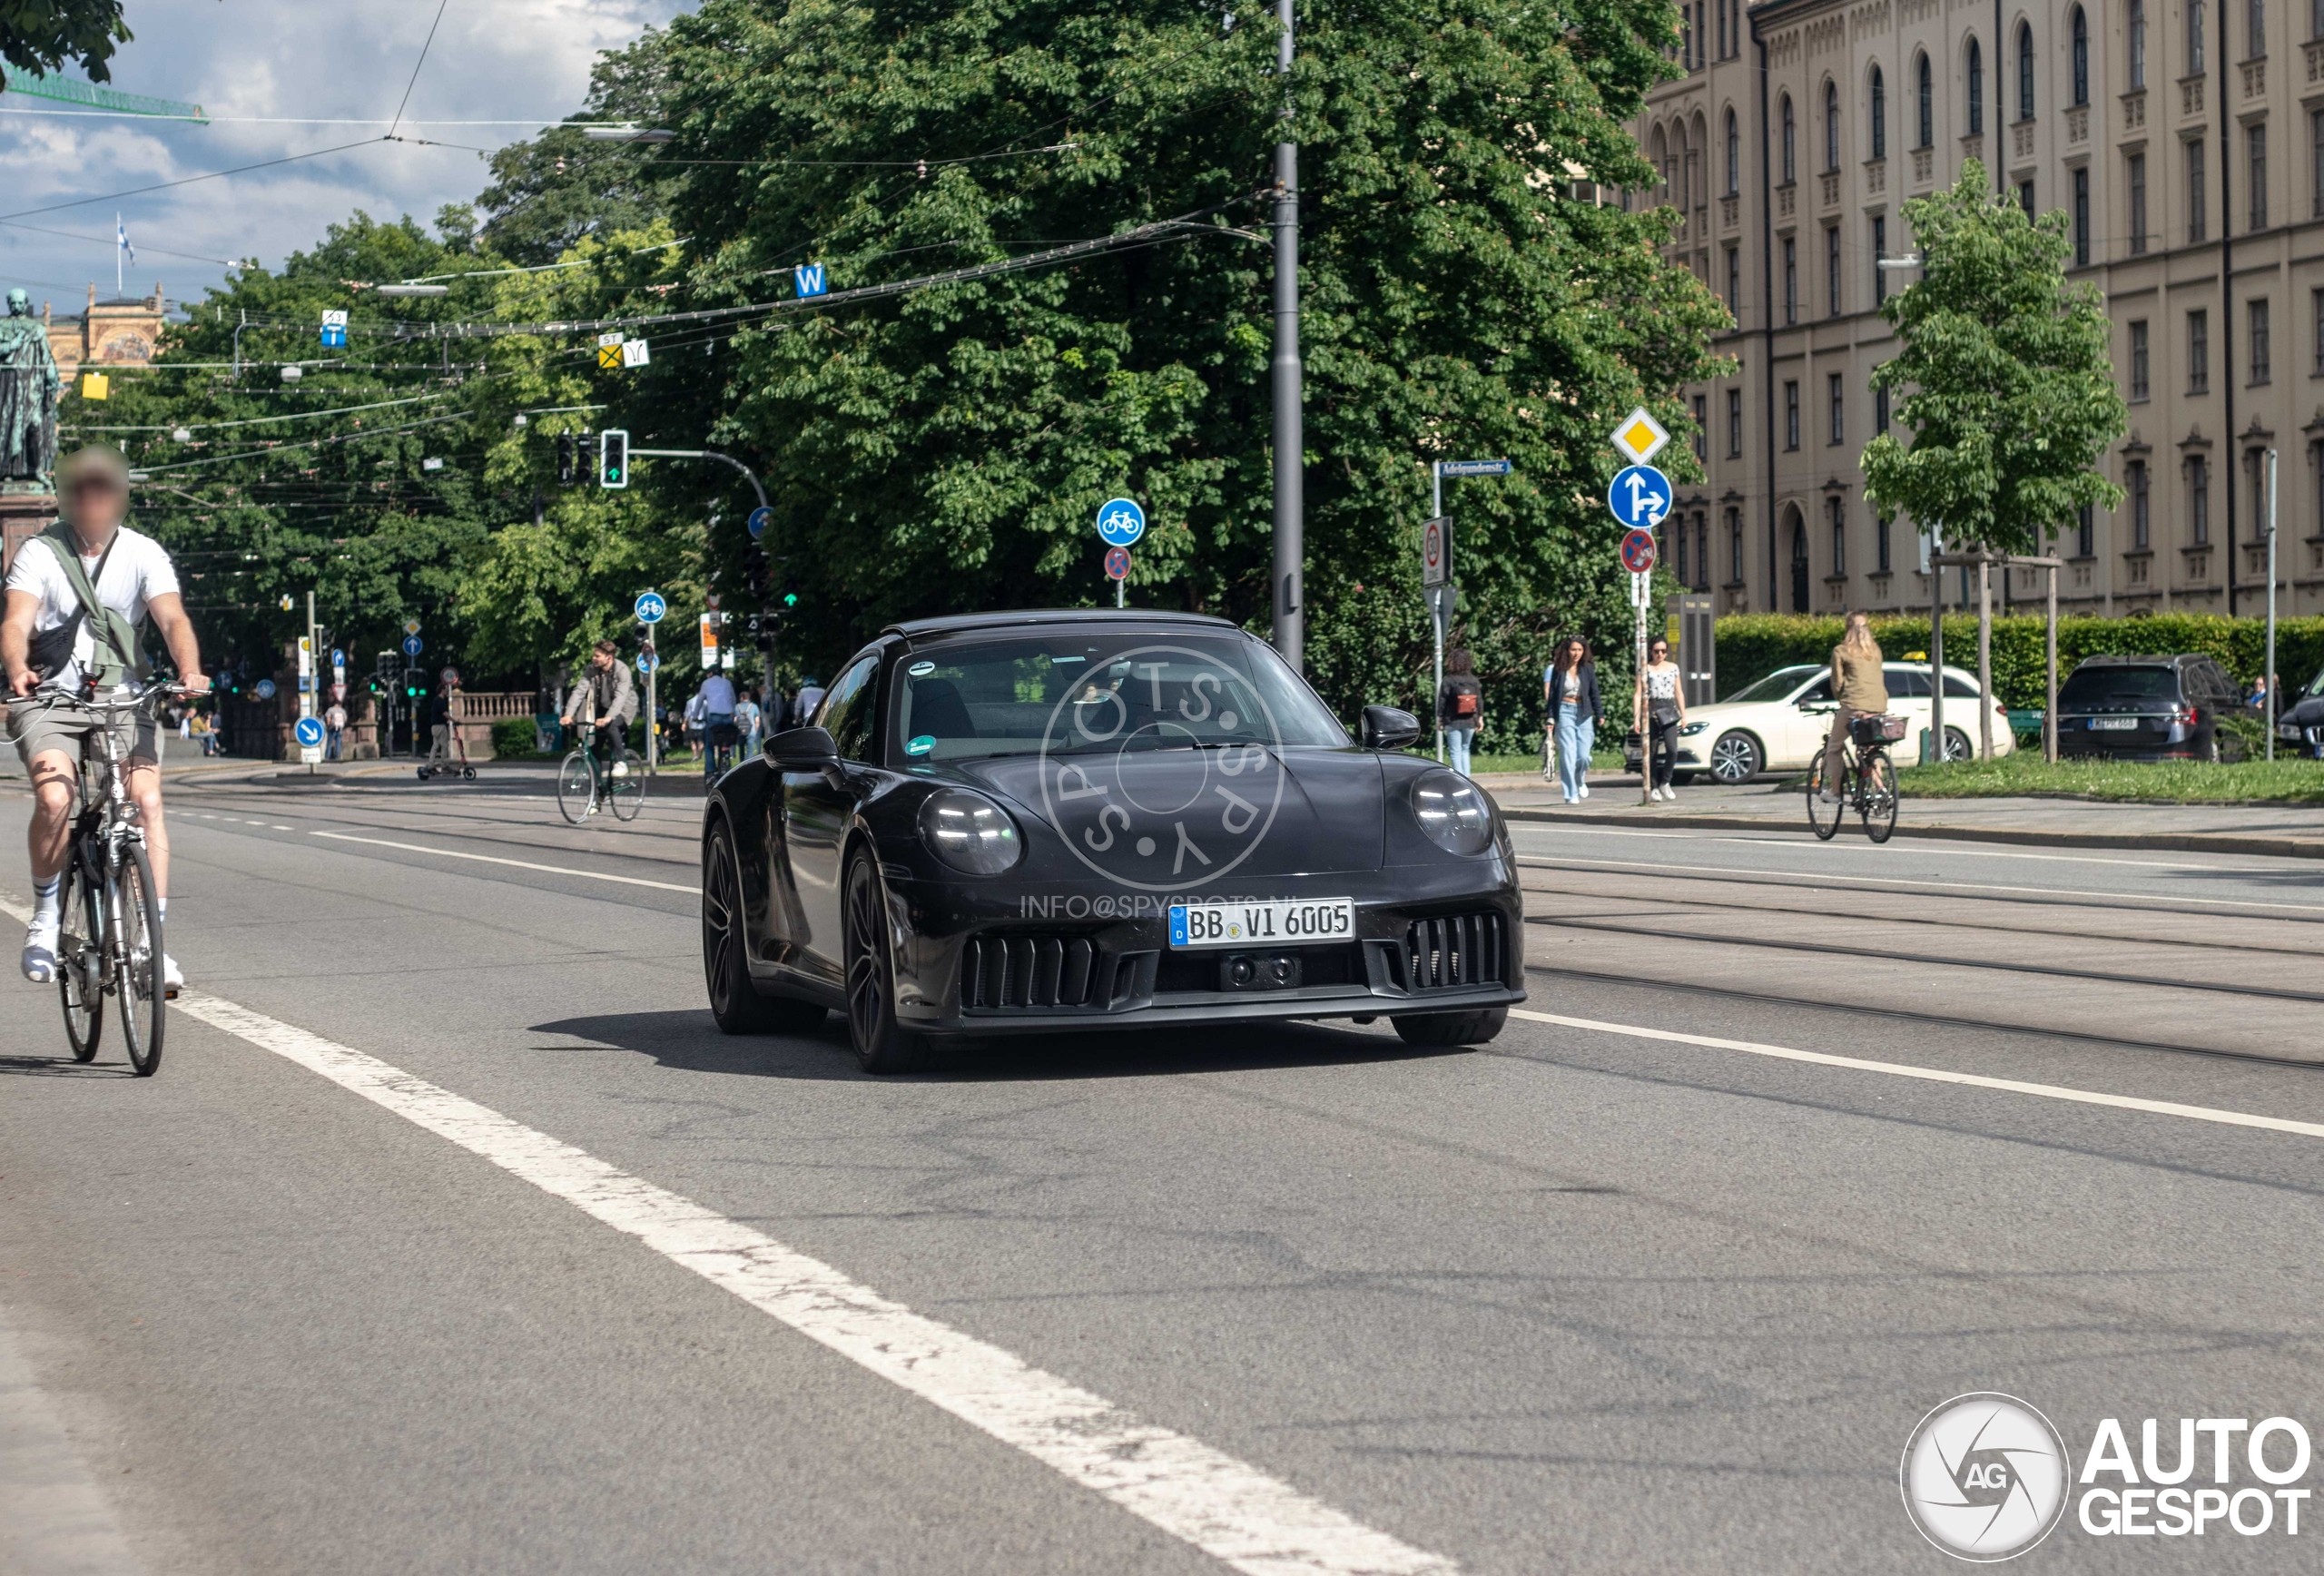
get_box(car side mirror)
[1360,704,1423,751]
[766,725,839,767]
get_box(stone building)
[44,282,166,383]
[1634,0,2324,620]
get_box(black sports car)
[701,609,1524,1071]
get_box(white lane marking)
[310,832,700,894]
[270,824,293,831]
[166,993,1455,1576]
[1512,853,2324,915]
[1509,1010,2324,1141]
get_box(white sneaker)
[162,954,184,996]
[1817,790,1843,804]
[1577,783,1590,799]
[22,922,57,984]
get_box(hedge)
[1712,613,2324,711]
[490,716,544,759]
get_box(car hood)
[940,747,1388,881]
[2280,695,2324,726]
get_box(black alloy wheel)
[842,851,933,1074]
[703,822,823,1035]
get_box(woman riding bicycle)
[1817,611,1888,805]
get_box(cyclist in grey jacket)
[560,640,638,773]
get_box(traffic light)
[743,545,769,599]
[556,433,575,486]
[403,669,428,699]
[599,428,629,489]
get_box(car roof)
[2073,653,2206,668]
[883,608,1243,640]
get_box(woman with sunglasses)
[1632,635,1686,802]
[1541,636,1601,803]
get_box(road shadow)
[529,1010,1464,1083]
[0,1052,140,1079]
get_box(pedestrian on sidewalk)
[1543,636,1602,803]
[1817,611,1888,803]
[1633,636,1686,801]
[323,698,348,762]
[1437,648,1483,776]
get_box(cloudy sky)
[0,0,693,318]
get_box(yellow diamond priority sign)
[1610,406,1670,466]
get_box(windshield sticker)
[908,660,936,677]
[906,734,936,756]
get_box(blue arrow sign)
[1607,464,1674,530]
[293,716,326,748]
[635,650,659,675]
[747,506,772,540]
[1437,458,1512,478]
[634,590,667,625]
[1096,497,1146,547]
[402,634,424,657]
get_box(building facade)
[44,282,167,384]
[1636,0,2324,621]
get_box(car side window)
[1795,675,1833,703]
[821,655,881,762]
[1886,668,1931,698]
[1942,674,1981,698]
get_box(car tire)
[704,821,824,1035]
[1389,1006,1508,1048]
[843,849,935,1074]
[1941,726,1973,763]
[1706,731,1761,783]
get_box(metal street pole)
[1976,557,1994,761]
[1927,523,1945,763]
[2044,563,2058,764]
[1270,0,1304,671]
[1432,463,1443,763]
[2267,447,2280,760]
[303,589,318,775]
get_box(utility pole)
[2267,448,2280,760]
[1270,0,1304,670]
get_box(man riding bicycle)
[559,639,637,773]
[1,445,207,989]
[694,669,737,773]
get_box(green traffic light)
[782,592,798,607]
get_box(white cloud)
[0,0,692,312]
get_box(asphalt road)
[5,768,2324,1572]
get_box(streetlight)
[377,284,450,298]
[1876,254,1925,271]
[583,126,674,143]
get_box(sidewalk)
[1476,773,2324,861]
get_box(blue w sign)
[795,263,828,298]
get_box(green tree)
[630,0,1725,729]
[1862,162,2127,555]
[2,0,131,80]
[475,33,683,266]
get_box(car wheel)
[1389,1007,1508,1048]
[1707,731,1761,783]
[703,821,823,1035]
[1941,726,1973,763]
[843,850,934,1073]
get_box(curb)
[1492,803,2324,861]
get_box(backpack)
[1450,685,1480,718]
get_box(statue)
[0,289,62,487]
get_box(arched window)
[2017,22,2034,122]
[2071,7,2089,105]
[2190,1,2206,73]
[1824,80,1841,172]
[1916,54,1934,147]
[1781,94,1796,182]
[1967,37,1984,134]
[1725,108,1740,194]
[2129,0,2145,90]
[1650,124,1669,202]
[1870,67,1886,160]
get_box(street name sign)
[1437,458,1512,478]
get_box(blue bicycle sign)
[1095,497,1146,547]
[634,590,668,625]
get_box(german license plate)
[2089,717,2138,730]
[1168,898,1354,949]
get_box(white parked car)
[1673,662,2015,784]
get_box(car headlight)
[1411,770,1494,855]
[920,788,1023,875]
[1679,720,1709,736]
[2280,724,2303,740]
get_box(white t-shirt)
[4,525,179,692]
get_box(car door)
[1777,673,1833,765]
[782,651,881,985]
[1884,666,1932,756]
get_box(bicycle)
[556,720,645,825]
[701,720,739,793]
[1804,709,1904,845]
[18,682,182,1076]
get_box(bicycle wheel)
[1805,756,1846,841]
[113,844,164,1078]
[1859,749,1899,844]
[608,758,646,822]
[556,750,596,824]
[58,852,102,1062]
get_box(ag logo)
[1900,1393,2071,1561]
[1038,643,1285,892]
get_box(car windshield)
[890,632,1348,763]
[2306,665,2324,699]
[1721,665,1819,704]
[2058,666,2178,706]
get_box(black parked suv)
[2277,664,2324,758]
[2055,654,2259,761]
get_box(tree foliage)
[1862,163,2128,556]
[1,0,131,81]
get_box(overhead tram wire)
[387,0,454,143]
